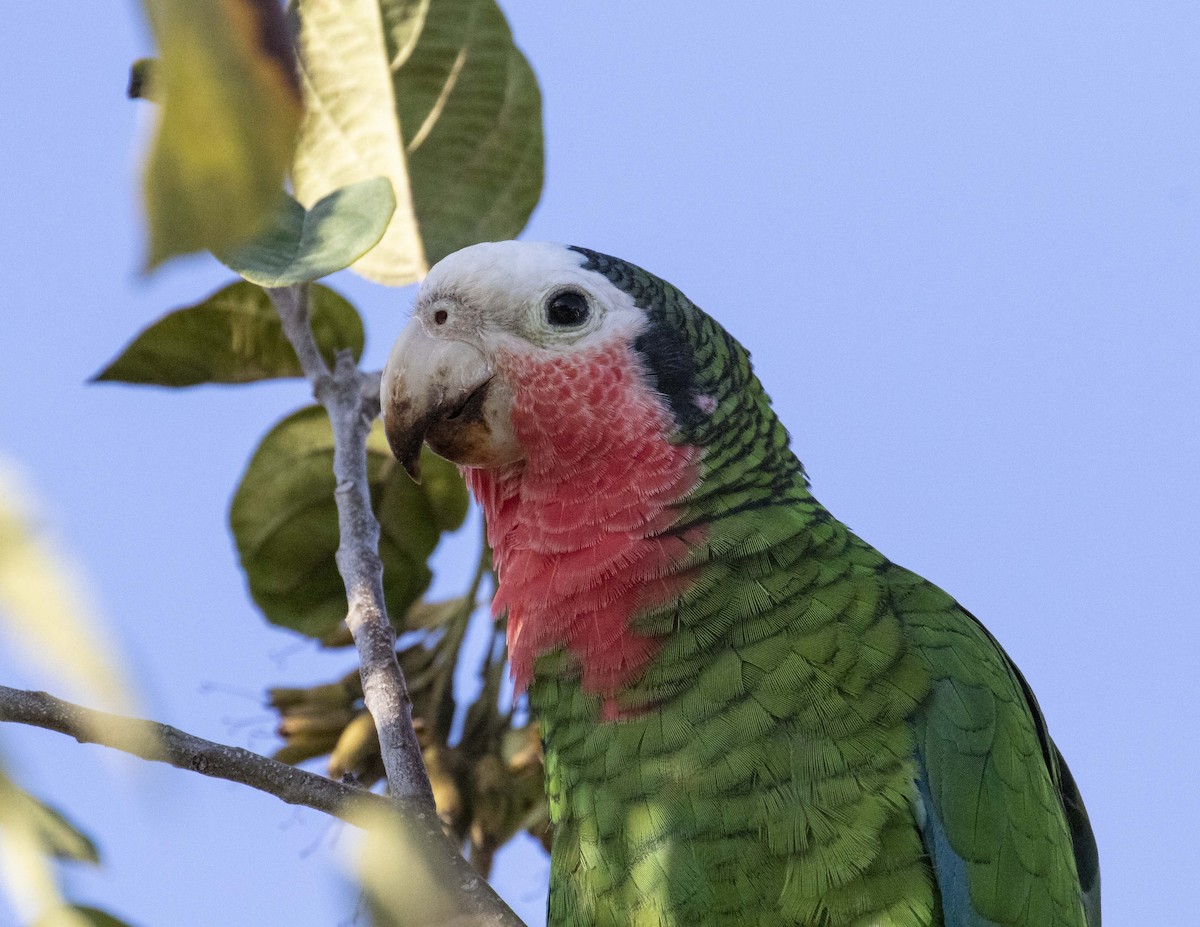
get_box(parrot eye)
[545,290,590,327]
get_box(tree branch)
[0,685,388,826]
[268,284,526,927]
[271,282,434,810]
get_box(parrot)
[380,240,1100,927]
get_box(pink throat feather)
[463,339,702,714]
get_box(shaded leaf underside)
[291,0,542,286]
[230,406,468,640]
[92,281,364,387]
[214,178,396,287]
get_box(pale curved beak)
[381,320,520,481]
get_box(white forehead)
[418,241,643,338]
[422,240,590,298]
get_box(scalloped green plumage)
[426,245,1099,927]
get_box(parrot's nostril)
[433,309,448,325]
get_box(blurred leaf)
[36,908,138,927]
[0,773,86,927]
[269,671,361,713]
[316,623,355,648]
[230,407,467,639]
[354,806,479,927]
[271,733,342,766]
[215,179,396,286]
[19,797,100,866]
[0,461,132,714]
[139,0,302,268]
[424,744,467,838]
[126,58,159,102]
[270,676,366,767]
[397,642,444,704]
[291,0,543,286]
[92,282,363,387]
[276,705,357,740]
[0,775,98,869]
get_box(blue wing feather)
[916,763,1003,927]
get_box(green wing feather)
[892,567,1098,926]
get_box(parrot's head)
[382,240,702,482]
[382,241,800,700]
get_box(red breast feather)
[463,339,702,715]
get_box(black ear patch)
[632,324,706,432]
[569,245,707,433]
[568,244,807,490]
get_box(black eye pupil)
[547,291,590,327]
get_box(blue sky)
[2,3,1198,925]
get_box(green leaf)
[25,800,100,865]
[215,179,396,287]
[419,453,470,531]
[139,0,302,268]
[230,407,467,640]
[0,776,100,865]
[291,0,543,286]
[92,282,363,387]
[0,772,133,927]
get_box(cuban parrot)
[380,241,1100,927]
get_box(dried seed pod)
[327,711,380,781]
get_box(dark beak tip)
[389,437,424,484]
[383,413,425,484]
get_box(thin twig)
[430,528,493,741]
[0,685,387,826]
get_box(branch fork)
[0,281,526,927]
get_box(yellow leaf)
[138,0,302,268]
[0,772,91,927]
